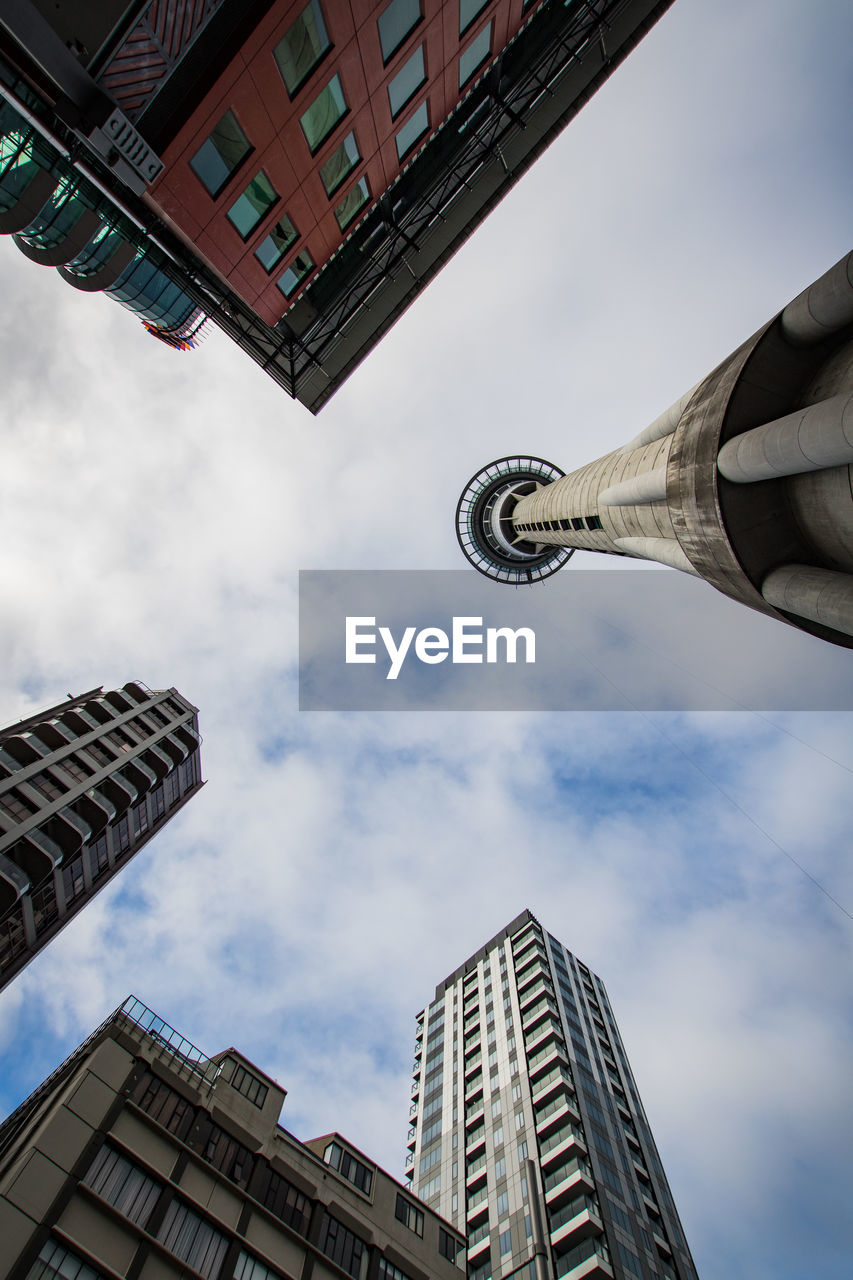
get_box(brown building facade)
[0,996,465,1280]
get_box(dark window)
[440,1227,461,1262]
[133,1070,196,1141]
[255,216,299,272]
[179,753,199,793]
[255,1164,312,1235]
[300,75,347,152]
[61,854,85,906]
[395,1193,424,1236]
[227,171,278,238]
[585,515,603,530]
[113,814,131,854]
[388,46,426,117]
[90,833,109,880]
[196,1116,255,1188]
[131,801,149,838]
[395,101,429,160]
[150,784,166,822]
[0,789,37,823]
[191,109,252,196]
[320,132,361,196]
[274,0,332,96]
[230,1062,269,1107]
[459,0,490,34]
[25,1240,109,1280]
[319,1213,367,1279]
[459,22,492,88]
[278,251,315,298]
[61,754,92,783]
[335,177,370,230]
[164,770,180,806]
[571,517,585,531]
[29,771,65,801]
[378,0,421,62]
[324,1141,373,1194]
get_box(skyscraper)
[0,0,675,409]
[407,910,698,1280]
[0,682,202,991]
[456,250,853,647]
[0,994,465,1280]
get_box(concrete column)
[613,536,701,576]
[599,465,667,506]
[781,250,853,347]
[762,564,853,637]
[622,380,703,451]
[717,392,853,482]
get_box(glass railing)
[532,1064,573,1096]
[534,1089,575,1126]
[554,1238,610,1278]
[541,1128,587,1165]
[549,1194,598,1233]
[468,1219,491,1248]
[543,1155,587,1193]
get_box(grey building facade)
[0,996,465,1280]
[456,251,853,647]
[0,683,202,991]
[406,911,697,1280]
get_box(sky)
[0,1,852,1278]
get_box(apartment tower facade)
[406,910,698,1280]
[456,250,853,647]
[0,683,202,991]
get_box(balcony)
[544,1161,595,1209]
[532,1066,573,1108]
[467,1231,491,1263]
[554,1240,613,1280]
[535,1090,580,1138]
[549,1197,603,1253]
[519,980,552,1012]
[541,1130,589,1180]
[465,1124,486,1157]
[524,1018,561,1057]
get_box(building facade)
[406,910,698,1280]
[456,250,853,647]
[0,0,675,409]
[0,683,202,991]
[0,995,465,1280]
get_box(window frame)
[189,108,252,198]
[274,0,333,99]
[377,0,423,65]
[387,45,427,120]
[458,20,493,89]
[300,73,348,155]
[395,100,429,161]
[226,170,279,241]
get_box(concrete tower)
[407,910,698,1280]
[0,683,202,990]
[456,251,853,648]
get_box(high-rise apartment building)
[0,0,674,409]
[0,683,202,991]
[0,994,465,1280]
[406,910,698,1280]
[456,250,853,647]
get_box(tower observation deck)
[456,251,853,648]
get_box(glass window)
[190,109,251,196]
[300,74,347,152]
[320,132,361,195]
[234,1251,287,1280]
[388,46,426,118]
[334,176,370,230]
[84,1146,161,1227]
[395,101,429,160]
[319,1213,368,1280]
[278,250,314,298]
[496,1191,509,1218]
[378,0,421,62]
[25,1240,107,1280]
[157,1201,228,1279]
[395,1193,424,1235]
[274,0,331,95]
[227,171,278,239]
[255,215,299,271]
[459,21,492,88]
[459,0,489,34]
[499,1230,512,1256]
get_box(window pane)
[278,250,314,298]
[227,171,278,238]
[395,101,428,160]
[274,0,331,95]
[255,215,298,271]
[335,176,370,230]
[319,132,360,195]
[459,21,492,87]
[388,46,426,118]
[300,74,347,152]
[378,0,421,62]
[190,109,251,196]
[459,0,489,33]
